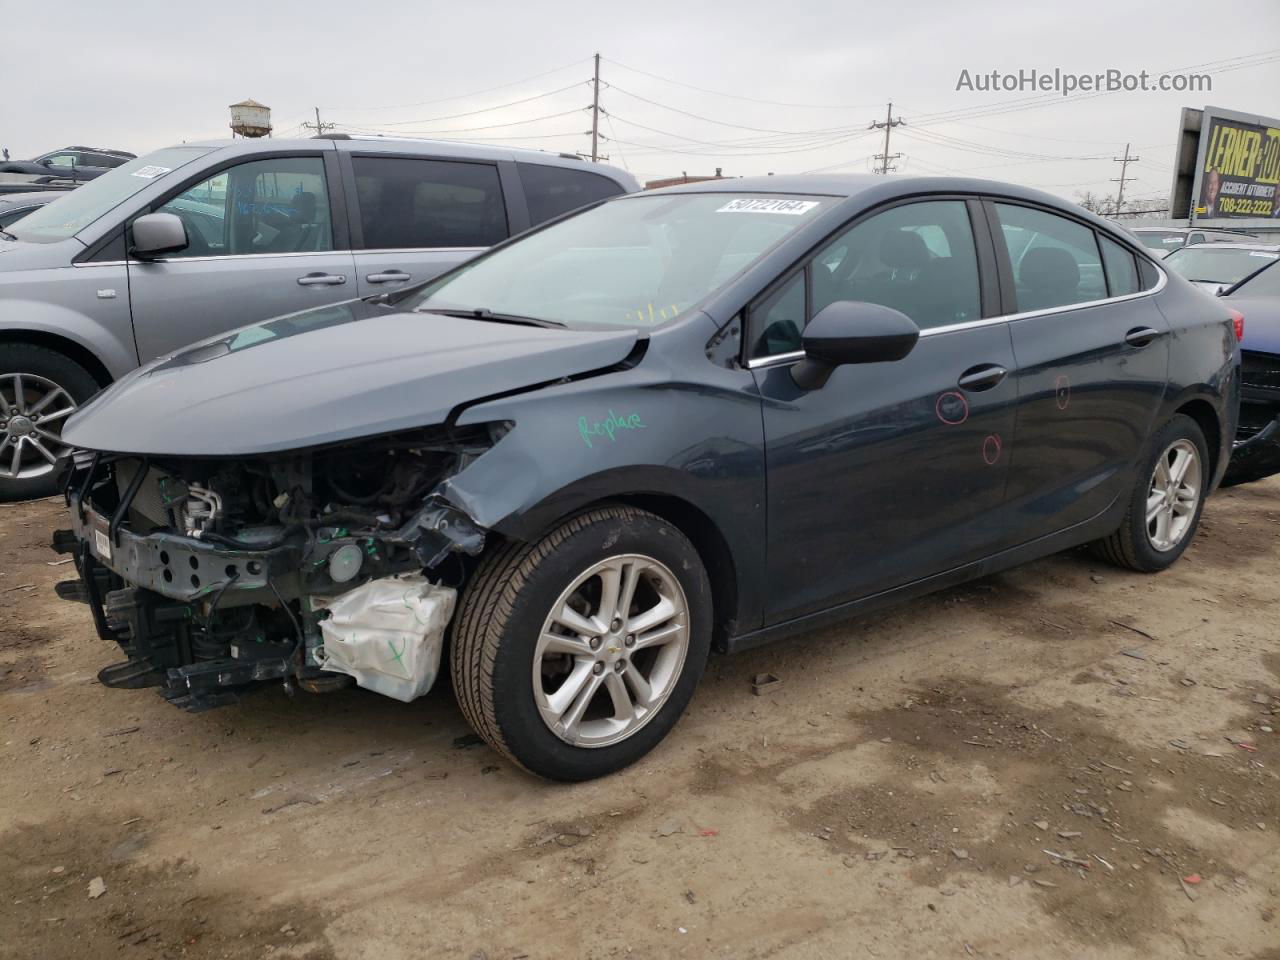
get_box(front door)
[991,201,1170,541]
[127,154,357,361]
[751,198,1018,625]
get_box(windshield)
[1164,246,1279,285]
[9,146,213,243]
[1228,258,1280,297]
[1135,230,1186,251]
[408,192,834,328]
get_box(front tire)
[1092,414,1209,572]
[451,506,712,781]
[0,345,100,502]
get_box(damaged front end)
[53,423,503,711]
[1224,349,1280,487]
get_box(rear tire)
[1091,414,1209,572]
[0,345,100,502]
[451,506,712,781]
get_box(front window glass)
[154,156,332,258]
[409,193,832,329]
[9,146,211,243]
[810,200,981,330]
[1164,247,1280,286]
[1229,259,1280,297]
[996,204,1106,310]
[1135,231,1185,252]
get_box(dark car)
[0,146,134,183]
[53,175,1238,781]
[1222,259,1280,485]
[0,191,67,230]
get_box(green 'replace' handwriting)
[578,410,646,448]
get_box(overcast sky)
[6,0,1279,208]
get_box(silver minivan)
[0,136,637,499]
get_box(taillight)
[1228,308,1245,342]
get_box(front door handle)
[958,363,1008,392]
[297,272,346,287]
[366,270,411,284]
[1124,326,1161,347]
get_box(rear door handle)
[957,363,1008,392]
[297,272,346,287]
[366,270,411,284]
[1124,326,1161,347]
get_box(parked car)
[0,191,68,230]
[0,136,637,499]
[1162,241,1280,293]
[1221,258,1280,486]
[1131,226,1258,259]
[54,174,1237,781]
[0,146,134,183]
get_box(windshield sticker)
[131,165,172,179]
[578,410,646,449]
[717,198,819,216]
[1162,237,1183,244]
[1248,251,1278,257]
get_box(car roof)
[172,136,637,188]
[636,173,1138,234]
[1167,241,1280,252]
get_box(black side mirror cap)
[792,300,920,390]
[130,212,188,259]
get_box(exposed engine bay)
[52,423,506,711]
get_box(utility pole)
[870,102,904,174]
[1111,142,1140,216]
[302,107,336,137]
[590,52,601,162]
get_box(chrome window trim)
[356,246,487,255]
[129,250,344,265]
[745,259,1168,367]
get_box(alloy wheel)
[533,554,690,748]
[0,373,78,481]
[1145,438,1202,552]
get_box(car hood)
[0,234,81,268]
[64,299,640,456]
[1231,296,1280,356]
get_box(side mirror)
[130,212,188,258]
[792,300,920,391]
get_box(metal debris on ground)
[751,673,782,696]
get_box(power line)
[337,82,586,128]
[337,108,586,137]
[605,84,853,136]
[318,58,591,113]
[603,57,883,110]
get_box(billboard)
[1175,106,1280,220]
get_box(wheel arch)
[0,329,114,388]
[481,486,743,652]
[1173,397,1223,482]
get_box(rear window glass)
[518,162,625,226]
[352,156,507,249]
[1100,236,1140,296]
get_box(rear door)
[991,201,1169,542]
[752,197,1018,624]
[127,150,357,361]
[343,154,510,299]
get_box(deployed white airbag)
[315,574,456,702]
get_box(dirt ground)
[1,483,1278,960]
